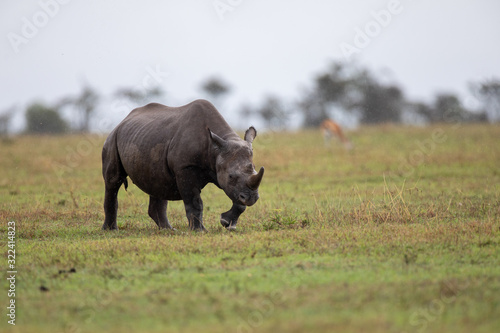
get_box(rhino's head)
[209,127,264,206]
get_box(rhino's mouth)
[237,191,259,206]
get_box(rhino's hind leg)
[148,196,175,230]
[102,183,122,230]
[221,202,246,230]
[102,137,127,231]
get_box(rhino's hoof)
[102,225,118,231]
[220,218,230,228]
[191,226,208,232]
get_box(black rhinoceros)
[101,99,264,231]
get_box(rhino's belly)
[130,174,182,200]
[119,143,182,200]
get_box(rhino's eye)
[229,174,238,184]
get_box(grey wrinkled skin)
[101,100,264,232]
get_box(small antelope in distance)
[320,119,353,151]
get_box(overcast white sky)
[1,0,500,130]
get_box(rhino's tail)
[123,178,128,191]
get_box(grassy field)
[1,123,499,333]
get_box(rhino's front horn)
[248,167,264,190]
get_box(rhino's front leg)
[177,170,208,232]
[183,193,207,232]
[221,202,246,230]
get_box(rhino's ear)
[244,126,257,144]
[208,128,227,150]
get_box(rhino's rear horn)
[248,167,264,190]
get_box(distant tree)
[414,93,485,124]
[298,62,405,126]
[257,95,289,129]
[114,86,164,105]
[315,63,352,104]
[299,63,352,127]
[0,105,15,136]
[58,85,100,132]
[411,102,433,122]
[351,70,404,124]
[298,92,329,128]
[25,102,68,134]
[435,94,461,121]
[432,93,468,123]
[470,79,500,122]
[402,102,432,124]
[239,103,254,120]
[344,69,405,124]
[201,76,231,105]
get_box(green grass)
[1,124,499,333]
